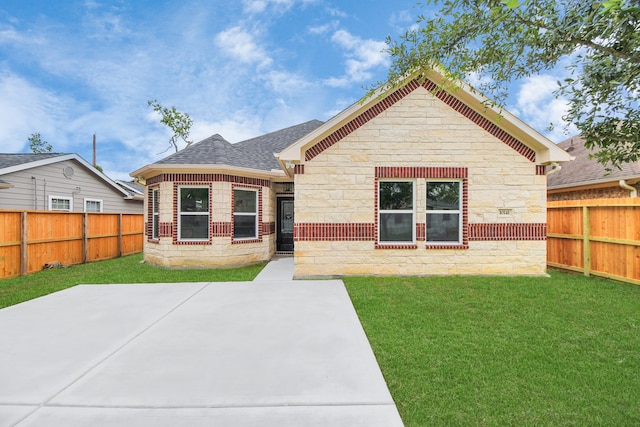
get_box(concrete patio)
[0,258,403,426]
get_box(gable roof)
[277,69,572,172]
[0,153,131,198]
[548,136,640,189]
[131,120,324,179]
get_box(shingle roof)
[0,153,66,170]
[152,120,324,171]
[548,136,640,188]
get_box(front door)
[277,197,294,252]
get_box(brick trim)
[173,182,213,245]
[159,222,173,237]
[292,222,546,242]
[148,173,270,188]
[469,223,547,241]
[212,222,232,237]
[304,78,536,163]
[294,165,305,175]
[536,165,546,175]
[262,222,276,235]
[232,184,263,243]
[375,167,469,249]
[294,223,375,241]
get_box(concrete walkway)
[0,258,403,426]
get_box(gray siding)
[0,160,142,213]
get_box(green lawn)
[2,256,638,425]
[0,254,264,309]
[344,272,640,426]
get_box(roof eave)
[130,163,287,181]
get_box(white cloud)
[242,0,317,14]
[215,26,272,68]
[0,72,67,152]
[307,21,339,35]
[324,29,389,87]
[514,74,578,142]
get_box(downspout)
[32,176,37,209]
[619,180,638,197]
[546,162,561,175]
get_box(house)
[130,70,571,277]
[0,153,143,213]
[547,136,640,201]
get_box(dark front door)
[277,197,294,252]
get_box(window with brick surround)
[426,180,462,244]
[178,187,209,241]
[152,189,159,240]
[378,181,415,244]
[234,188,258,239]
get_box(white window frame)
[152,189,159,240]
[178,186,210,241]
[49,195,73,212]
[84,198,103,213]
[378,180,416,244]
[233,188,259,240]
[426,180,463,245]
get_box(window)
[49,196,72,212]
[84,198,103,213]
[152,189,159,239]
[234,188,258,239]
[178,187,209,240]
[378,181,414,243]
[426,181,462,243]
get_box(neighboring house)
[547,136,640,201]
[0,153,143,213]
[131,70,571,277]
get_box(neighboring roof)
[277,69,572,170]
[548,136,640,189]
[0,153,131,198]
[0,179,13,189]
[131,120,324,179]
[116,180,144,195]
[0,153,66,169]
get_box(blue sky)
[0,0,575,180]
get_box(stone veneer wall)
[293,86,548,277]
[143,175,276,267]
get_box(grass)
[344,272,640,426]
[2,257,639,425]
[0,253,265,309]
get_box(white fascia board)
[130,163,287,180]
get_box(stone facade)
[143,175,278,268]
[293,86,548,277]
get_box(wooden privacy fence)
[547,198,640,286]
[0,210,144,279]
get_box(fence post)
[118,213,123,257]
[20,212,27,276]
[583,206,591,277]
[83,213,88,264]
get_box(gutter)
[619,179,638,197]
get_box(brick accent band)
[469,223,547,241]
[536,165,546,175]
[294,165,305,175]
[159,222,173,237]
[294,222,546,242]
[147,173,270,187]
[375,166,468,179]
[211,222,232,237]
[304,78,536,163]
[295,223,375,241]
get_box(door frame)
[276,196,294,252]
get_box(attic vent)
[63,166,75,178]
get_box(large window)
[49,196,72,212]
[426,181,462,243]
[84,198,103,213]
[152,189,159,239]
[234,188,258,239]
[178,187,209,240]
[378,181,414,243]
